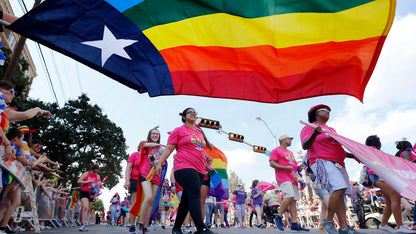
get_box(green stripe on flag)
[124,0,374,31]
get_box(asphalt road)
[23,224,385,234]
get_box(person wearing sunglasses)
[301,104,362,234]
[156,108,215,234]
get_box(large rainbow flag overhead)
[8,0,395,103]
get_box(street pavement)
[23,224,383,234]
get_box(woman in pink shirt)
[156,108,214,234]
[301,104,360,234]
[124,141,145,233]
[77,164,101,231]
[137,128,165,233]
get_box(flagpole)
[0,19,10,27]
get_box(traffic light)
[198,118,220,130]
[229,133,244,142]
[253,145,267,153]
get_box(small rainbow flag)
[204,145,229,199]
[66,196,75,209]
[69,189,79,197]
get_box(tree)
[0,47,31,98]
[228,170,245,196]
[21,94,129,189]
[93,198,104,212]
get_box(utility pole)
[2,0,41,81]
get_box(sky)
[8,0,416,210]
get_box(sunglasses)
[316,108,330,113]
[186,111,198,115]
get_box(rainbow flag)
[66,196,75,209]
[8,0,395,103]
[204,145,229,199]
[69,189,79,197]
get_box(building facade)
[0,0,37,100]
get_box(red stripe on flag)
[171,65,367,103]
[162,37,381,76]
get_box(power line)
[18,0,59,105]
[49,51,67,100]
[35,44,59,105]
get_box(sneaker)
[171,227,183,234]
[322,220,338,234]
[379,225,395,233]
[143,227,150,234]
[395,225,416,233]
[240,225,245,229]
[411,225,416,231]
[291,223,309,232]
[182,226,192,234]
[274,215,284,231]
[338,226,364,234]
[129,225,136,233]
[319,224,324,231]
[15,226,25,232]
[79,225,87,232]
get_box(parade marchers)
[1,100,416,234]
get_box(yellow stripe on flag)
[144,0,391,51]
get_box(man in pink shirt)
[269,134,309,232]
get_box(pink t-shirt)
[80,171,100,192]
[300,123,346,167]
[127,152,141,180]
[269,147,298,186]
[168,125,206,174]
[140,144,164,185]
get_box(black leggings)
[174,168,205,231]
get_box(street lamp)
[255,115,277,148]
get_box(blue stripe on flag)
[104,0,145,12]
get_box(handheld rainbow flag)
[69,189,79,197]
[204,145,229,199]
[7,0,395,103]
[65,196,75,209]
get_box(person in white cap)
[269,134,309,232]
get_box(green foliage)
[93,198,104,211]
[228,170,245,195]
[0,47,31,97]
[20,94,128,189]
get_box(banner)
[327,132,416,200]
[0,146,27,189]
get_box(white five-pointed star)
[82,26,138,67]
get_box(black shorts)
[129,179,138,193]
[202,177,210,188]
[79,190,94,202]
[120,209,127,217]
[140,175,146,183]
